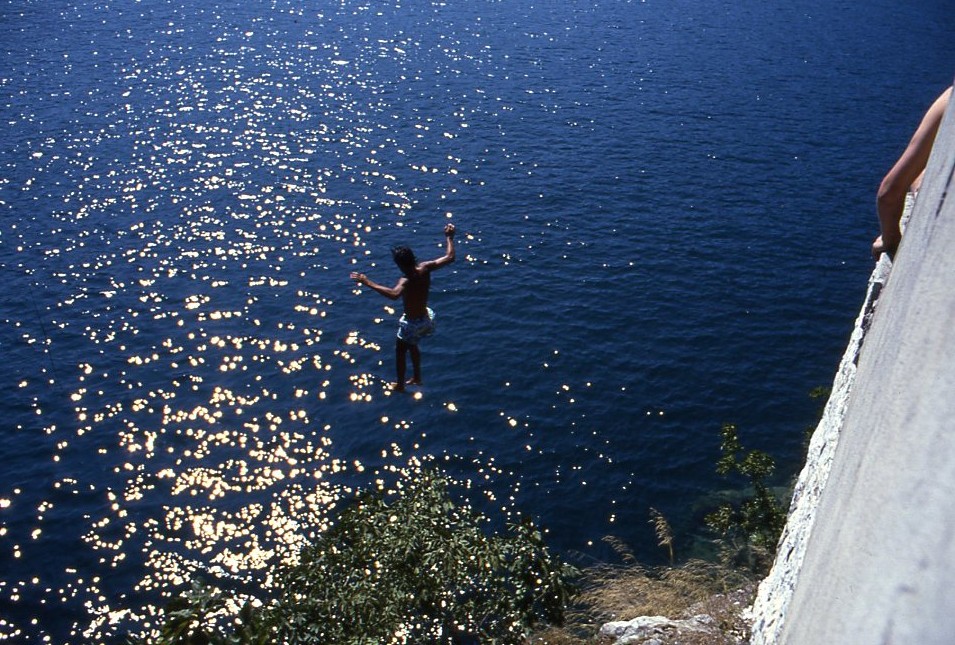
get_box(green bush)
[706,423,787,559]
[135,470,577,645]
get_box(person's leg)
[394,339,408,391]
[408,344,422,385]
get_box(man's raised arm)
[423,223,456,271]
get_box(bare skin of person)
[351,223,456,391]
[872,86,952,259]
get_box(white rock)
[600,614,714,644]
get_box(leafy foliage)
[706,423,787,557]
[135,471,577,645]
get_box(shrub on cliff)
[705,423,787,570]
[135,470,577,645]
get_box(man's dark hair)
[392,245,417,277]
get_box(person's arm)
[873,87,952,258]
[350,272,406,300]
[420,223,456,271]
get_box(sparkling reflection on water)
[2,2,642,639]
[2,0,952,641]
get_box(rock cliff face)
[749,92,955,644]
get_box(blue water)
[1,0,953,640]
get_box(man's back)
[400,268,432,319]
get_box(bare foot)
[406,378,422,386]
[389,382,406,392]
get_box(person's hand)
[444,223,455,238]
[350,272,366,285]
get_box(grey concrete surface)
[747,208,898,644]
[772,93,955,643]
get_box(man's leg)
[395,339,408,391]
[409,344,422,385]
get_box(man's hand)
[350,272,367,285]
[444,223,455,238]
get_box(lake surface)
[1,0,952,640]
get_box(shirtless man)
[351,223,456,391]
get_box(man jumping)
[350,223,456,391]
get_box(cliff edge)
[749,88,955,644]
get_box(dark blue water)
[1,0,952,640]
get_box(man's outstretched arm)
[351,272,406,300]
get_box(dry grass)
[529,539,758,645]
[649,508,675,565]
[575,559,752,625]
